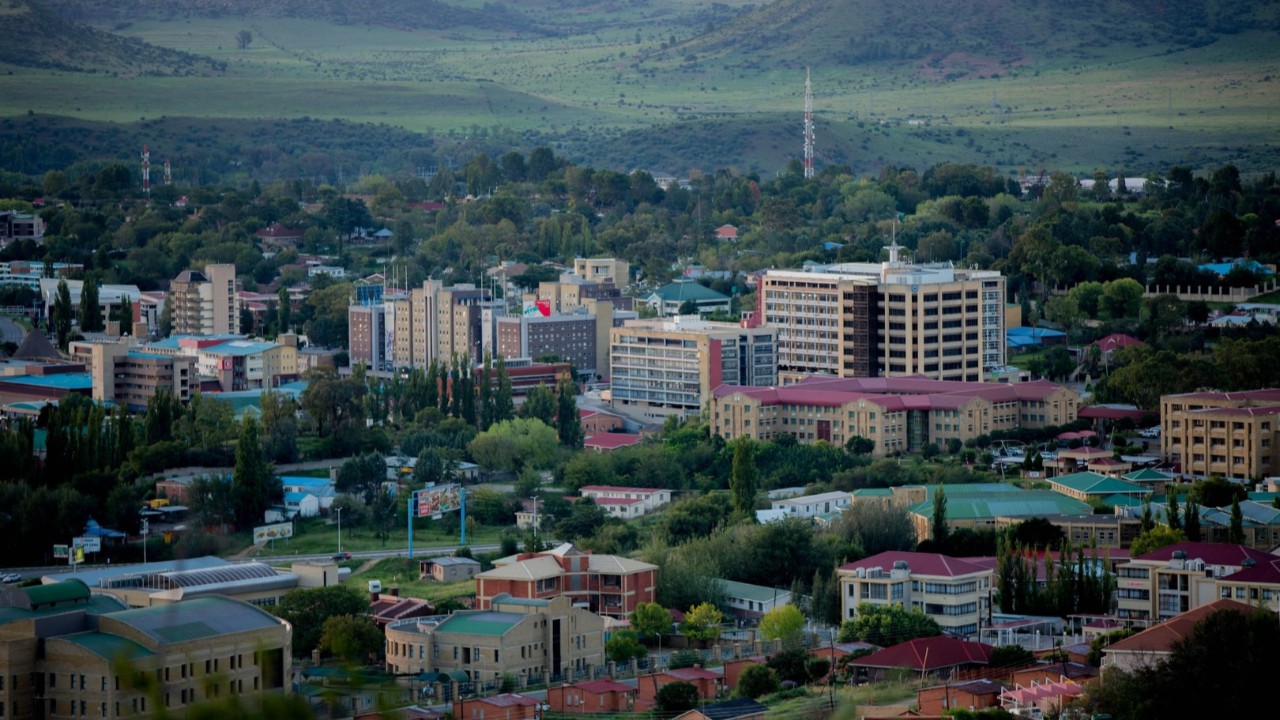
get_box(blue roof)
[204,340,277,356]
[4,373,93,390]
[1199,260,1272,277]
[280,476,331,486]
[1007,327,1067,338]
[127,352,171,360]
[283,491,313,503]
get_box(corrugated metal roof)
[435,611,522,636]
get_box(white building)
[721,579,793,620]
[283,491,320,518]
[578,486,671,519]
[770,491,852,519]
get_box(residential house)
[453,693,540,720]
[713,225,739,242]
[720,580,792,621]
[635,666,722,709]
[847,636,992,683]
[1047,471,1151,504]
[280,476,338,512]
[836,552,994,637]
[473,544,657,620]
[420,556,482,583]
[546,677,636,714]
[369,592,436,629]
[770,491,851,519]
[1102,598,1254,675]
[283,492,320,519]
[583,433,644,453]
[918,678,1012,716]
[997,678,1084,718]
[675,698,768,720]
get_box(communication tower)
[803,67,815,179]
[141,145,151,196]
[163,159,172,185]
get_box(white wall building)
[770,491,852,519]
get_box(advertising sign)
[522,300,551,317]
[415,484,462,519]
[253,522,294,544]
[73,546,84,564]
[53,544,69,559]
[73,536,101,553]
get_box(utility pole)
[335,506,343,555]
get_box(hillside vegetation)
[0,0,225,76]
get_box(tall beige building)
[1160,388,1280,481]
[168,264,239,336]
[756,245,1005,383]
[572,257,629,287]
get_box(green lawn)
[349,557,476,604]
[254,516,506,556]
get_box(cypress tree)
[1184,496,1201,542]
[1166,491,1181,530]
[277,285,292,333]
[79,276,103,333]
[494,355,514,422]
[931,486,950,547]
[1229,498,1244,544]
[233,417,277,530]
[555,376,583,449]
[730,438,758,518]
[52,278,73,349]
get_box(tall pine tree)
[52,278,73,349]
[493,355,514,423]
[555,376,583,449]
[233,417,278,530]
[79,276,103,333]
[730,438,757,518]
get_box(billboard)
[522,299,551,317]
[415,484,462,519]
[73,536,101,553]
[253,522,294,544]
[73,546,84,564]
[53,544,69,559]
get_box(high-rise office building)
[168,264,239,336]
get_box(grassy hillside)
[3,0,1278,177]
[0,0,224,76]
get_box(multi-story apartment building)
[495,312,598,375]
[473,544,656,620]
[168,264,238,336]
[0,210,45,245]
[1113,541,1279,624]
[609,317,776,421]
[384,594,604,685]
[572,258,629,287]
[711,374,1078,453]
[755,245,1006,383]
[77,341,195,410]
[836,551,994,637]
[348,303,388,370]
[143,336,297,392]
[0,581,291,720]
[1160,388,1280,481]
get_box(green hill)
[0,0,225,76]
[37,0,552,35]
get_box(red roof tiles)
[852,636,993,671]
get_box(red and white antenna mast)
[803,66,815,179]
[141,145,151,196]
[163,159,172,185]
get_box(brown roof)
[12,329,59,360]
[1106,599,1255,654]
[852,636,992,671]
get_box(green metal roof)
[910,490,1092,520]
[1100,493,1144,508]
[435,611,522,637]
[649,281,729,303]
[720,580,784,604]
[1124,468,1174,482]
[852,488,893,497]
[62,632,155,661]
[918,483,1025,499]
[26,580,90,606]
[0,594,125,628]
[109,596,282,644]
[1051,471,1148,495]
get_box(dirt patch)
[916,46,1028,82]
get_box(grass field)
[2,1,1278,174]
[245,515,505,556]
[348,557,476,604]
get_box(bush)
[737,665,778,699]
[667,649,701,669]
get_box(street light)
[335,507,343,556]
[531,495,539,542]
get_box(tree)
[336,452,384,505]
[187,474,235,531]
[845,435,875,455]
[467,417,560,472]
[1130,526,1186,557]
[555,377,583,449]
[554,497,607,542]
[117,295,133,333]
[260,390,299,463]
[654,682,699,715]
[319,615,383,663]
[1229,498,1245,544]
[736,664,778,699]
[52,278,73,349]
[631,602,671,641]
[272,584,368,656]
[519,383,556,426]
[989,644,1035,668]
[1165,490,1182,530]
[931,486,950,546]
[604,629,647,663]
[837,603,941,646]
[1184,496,1201,542]
[236,29,253,50]
[730,438,758,518]
[369,488,397,546]
[232,416,279,530]
[681,602,723,642]
[758,604,806,646]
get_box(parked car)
[1,573,22,584]
[1139,427,1161,438]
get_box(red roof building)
[635,667,722,709]
[452,693,540,720]
[584,433,643,452]
[547,678,636,714]
[1092,333,1144,356]
[473,543,657,619]
[849,636,993,683]
[714,224,739,241]
[1103,599,1254,675]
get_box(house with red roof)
[1091,333,1144,360]
[369,591,436,629]
[635,666,722,708]
[847,636,993,683]
[1113,542,1278,624]
[583,433,643,453]
[836,552,994,637]
[918,678,1012,715]
[713,224,739,241]
[546,677,636,714]
[255,224,305,249]
[577,485,670,519]
[579,407,625,435]
[1102,598,1254,675]
[998,677,1084,717]
[452,693,541,720]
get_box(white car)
[1139,427,1161,438]
[1,573,21,584]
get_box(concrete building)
[1160,388,1280,481]
[836,552,994,637]
[473,544,656,620]
[572,258,629,287]
[384,595,604,685]
[420,557,482,583]
[644,281,732,317]
[720,580,793,621]
[143,336,297,392]
[77,341,195,410]
[495,312,598,376]
[0,581,291,720]
[38,279,142,329]
[754,246,1005,382]
[576,486,671,519]
[168,264,238,336]
[0,210,45,245]
[348,303,388,371]
[770,491,852,519]
[609,317,776,421]
[1112,541,1280,624]
[711,375,1078,454]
